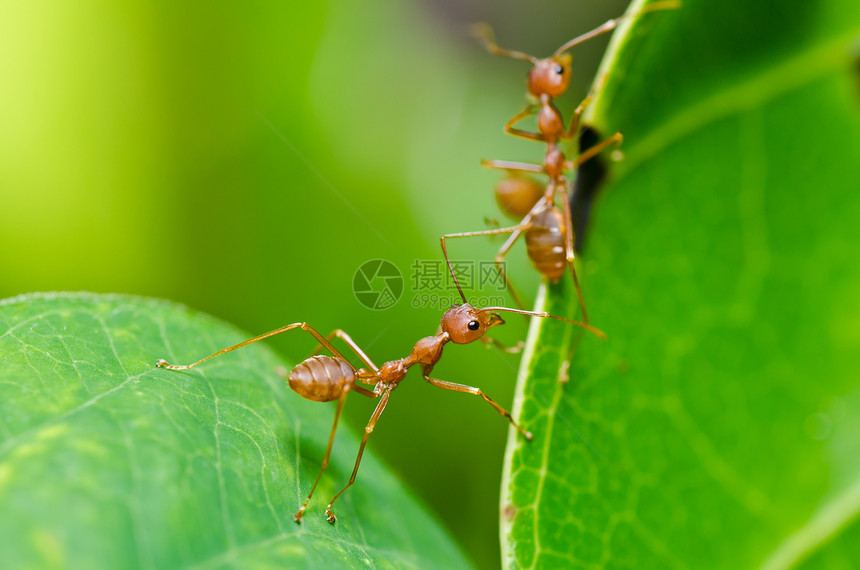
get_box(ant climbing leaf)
[502,0,860,568]
[0,293,470,569]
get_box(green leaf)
[0,292,471,569]
[501,0,860,568]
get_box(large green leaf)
[501,0,860,568]
[0,292,470,569]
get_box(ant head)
[441,304,504,344]
[527,53,572,98]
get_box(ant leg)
[443,195,552,310]
[555,183,590,360]
[480,335,524,354]
[567,74,609,140]
[424,376,532,440]
[293,385,367,524]
[325,389,392,524]
[555,183,588,326]
[493,229,529,310]
[312,329,379,373]
[504,106,545,142]
[156,322,352,371]
[565,95,592,140]
[350,385,379,398]
[491,195,556,310]
[481,158,544,174]
[552,1,680,56]
[568,132,623,169]
[441,222,530,306]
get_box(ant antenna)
[553,0,681,57]
[442,222,606,341]
[471,23,538,64]
[480,306,606,339]
[440,237,469,304]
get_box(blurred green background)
[0,0,629,566]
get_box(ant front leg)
[565,74,607,140]
[480,335,524,354]
[504,105,545,142]
[441,220,531,309]
[324,389,392,524]
[569,131,623,169]
[424,375,532,440]
[566,94,593,141]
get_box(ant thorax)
[537,96,565,139]
[376,359,410,384]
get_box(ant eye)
[555,64,564,75]
[468,320,480,331]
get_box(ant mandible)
[155,293,604,524]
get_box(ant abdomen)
[525,207,567,282]
[495,175,543,220]
[288,355,354,402]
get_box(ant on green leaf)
[156,281,603,523]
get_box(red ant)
[473,0,679,150]
[155,295,604,524]
[442,139,610,319]
[442,2,679,318]
[442,113,603,319]
[476,1,681,215]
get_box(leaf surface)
[0,292,471,569]
[501,0,860,567]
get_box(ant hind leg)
[294,387,352,524]
[325,389,392,523]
